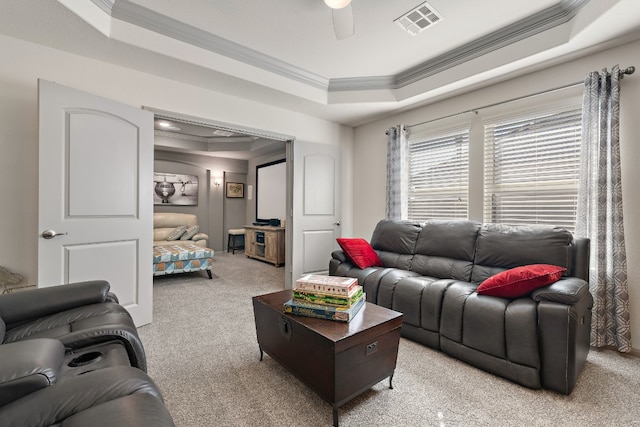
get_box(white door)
[38,80,154,327]
[290,141,341,287]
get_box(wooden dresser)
[244,225,285,267]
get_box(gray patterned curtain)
[576,65,631,352]
[386,125,407,220]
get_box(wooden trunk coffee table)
[252,290,403,427]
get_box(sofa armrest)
[537,290,593,394]
[531,277,591,305]
[0,280,112,325]
[106,292,119,303]
[0,339,65,406]
[329,250,351,276]
[191,232,208,241]
[331,250,348,263]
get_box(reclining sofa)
[0,280,175,426]
[330,220,593,395]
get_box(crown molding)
[154,130,256,144]
[90,0,114,15]
[393,0,588,88]
[148,108,295,142]
[328,0,590,92]
[328,76,396,92]
[106,0,328,90]
[94,0,590,95]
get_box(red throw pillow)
[336,238,382,269]
[477,264,566,298]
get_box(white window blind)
[483,106,582,230]
[408,127,469,221]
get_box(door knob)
[334,221,341,226]
[41,229,68,239]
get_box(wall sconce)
[213,179,221,187]
[324,0,351,8]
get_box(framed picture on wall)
[226,182,244,198]
[153,172,198,205]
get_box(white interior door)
[38,80,154,326]
[290,141,341,287]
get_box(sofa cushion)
[471,224,573,283]
[370,220,422,270]
[390,276,449,332]
[414,220,481,260]
[336,238,382,269]
[153,212,198,228]
[370,220,421,254]
[410,220,480,281]
[477,264,566,298]
[179,224,199,240]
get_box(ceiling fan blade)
[332,4,354,40]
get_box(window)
[483,106,582,230]
[408,127,469,221]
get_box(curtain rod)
[406,66,635,130]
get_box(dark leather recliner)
[0,363,174,427]
[330,220,593,394]
[0,281,175,426]
[0,280,146,371]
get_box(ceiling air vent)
[394,2,443,36]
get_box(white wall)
[0,33,353,285]
[353,38,640,350]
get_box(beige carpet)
[138,252,640,426]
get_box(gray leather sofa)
[0,281,175,426]
[330,220,593,394]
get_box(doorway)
[144,107,292,264]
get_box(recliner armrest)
[0,366,172,426]
[531,277,592,305]
[0,339,65,406]
[0,280,112,325]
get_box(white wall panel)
[66,240,138,306]
[303,154,335,216]
[302,229,334,274]
[68,111,138,217]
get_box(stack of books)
[283,274,365,322]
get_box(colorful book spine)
[295,274,358,296]
[283,295,365,322]
[293,286,363,307]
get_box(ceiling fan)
[324,0,355,40]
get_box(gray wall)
[154,150,248,252]
[223,171,247,249]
